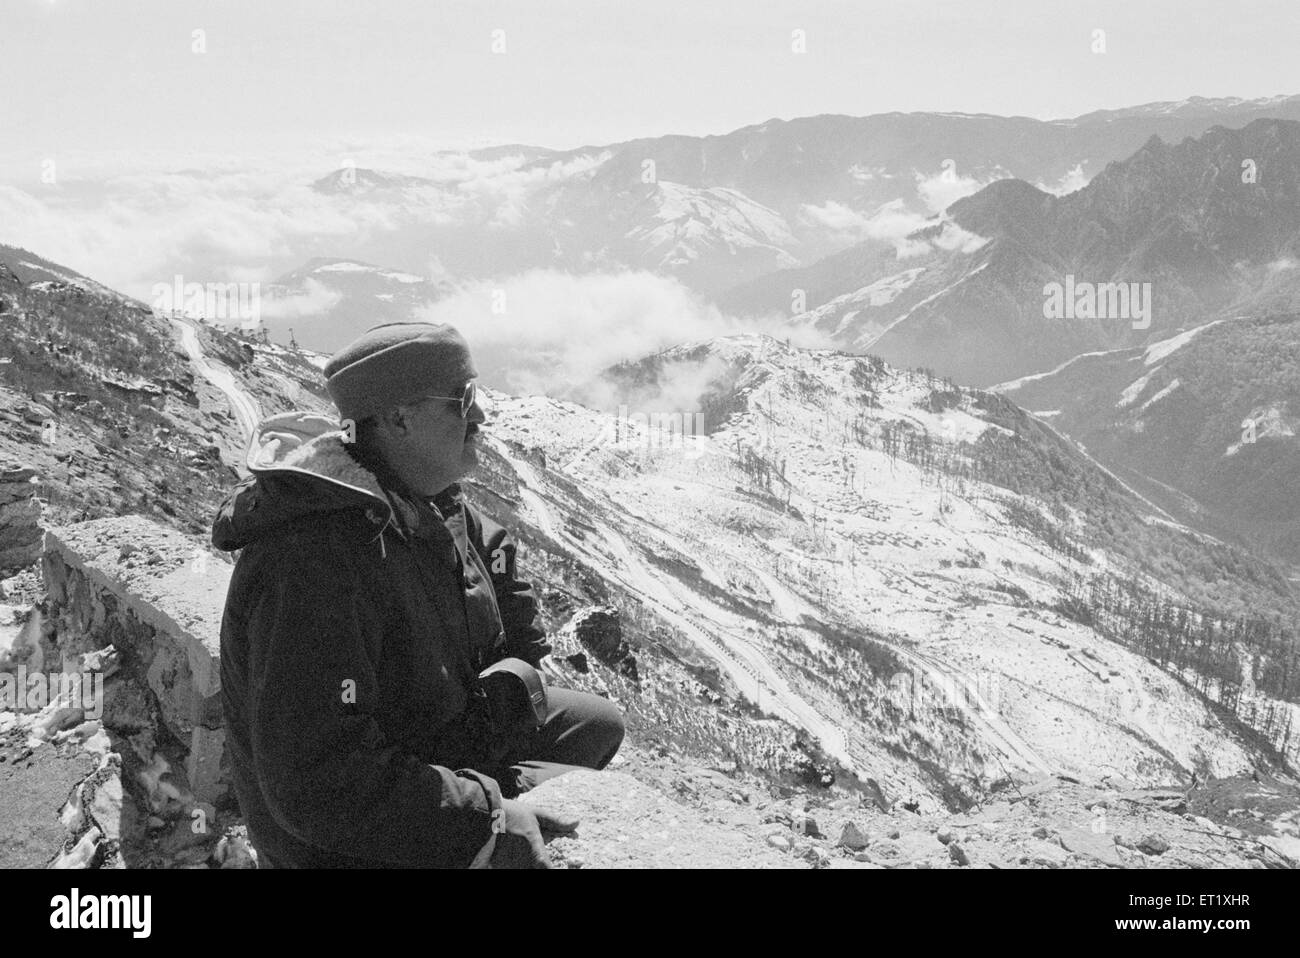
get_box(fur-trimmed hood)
[211,410,444,553]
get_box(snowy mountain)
[467,335,1300,806]
[722,119,1300,386]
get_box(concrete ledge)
[41,516,231,803]
[43,518,226,694]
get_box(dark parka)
[212,411,551,868]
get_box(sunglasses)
[416,381,478,419]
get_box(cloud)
[800,161,1001,256]
[446,150,612,229]
[801,198,986,259]
[260,278,344,319]
[801,198,929,248]
[0,171,405,301]
[418,268,832,403]
[0,145,611,306]
[1036,163,1090,196]
[848,164,892,183]
[914,165,1001,213]
[923,220,989,256]
[591,352,737,422]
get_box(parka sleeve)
[473,510,552,667]
[242,526,502,867]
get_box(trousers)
[251,688,623,867]
[480,686,626,799]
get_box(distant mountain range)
[295,94,1300,310]
[721,118,1300,387]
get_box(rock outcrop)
[0,460,42,577]
[557,606,639,682]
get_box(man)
[213,322,624,868]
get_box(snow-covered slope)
[0,244,137,306]
[469,335,1298,810]
[994,314,1300,566]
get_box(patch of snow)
[1143,321,1222,366]
[1138,378,1181,413]
[1116,370,1156,409]
[21,261,76,283]
[993,348,1134,393]
[1226,404,1297,456]
[314,261,374,274]
[854,262,987,349]
[819,267,927,334]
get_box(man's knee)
[589,694,625,757]
[548,688,625,765]
[580,691,624,737]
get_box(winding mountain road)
[169,316,260,441]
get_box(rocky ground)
[556,746,1300,869]
[0,705,254,870]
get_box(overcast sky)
[4,0,1299,162]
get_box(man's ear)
[377,404,410,438]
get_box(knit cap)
[324,322,477,423]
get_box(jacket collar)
[243,411,463,542]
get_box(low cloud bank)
[801,165,997,257]
[420,268,833,406]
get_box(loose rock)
[837,821,870,850]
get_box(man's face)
[396,381,487,491]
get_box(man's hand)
[488,799,579,869]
